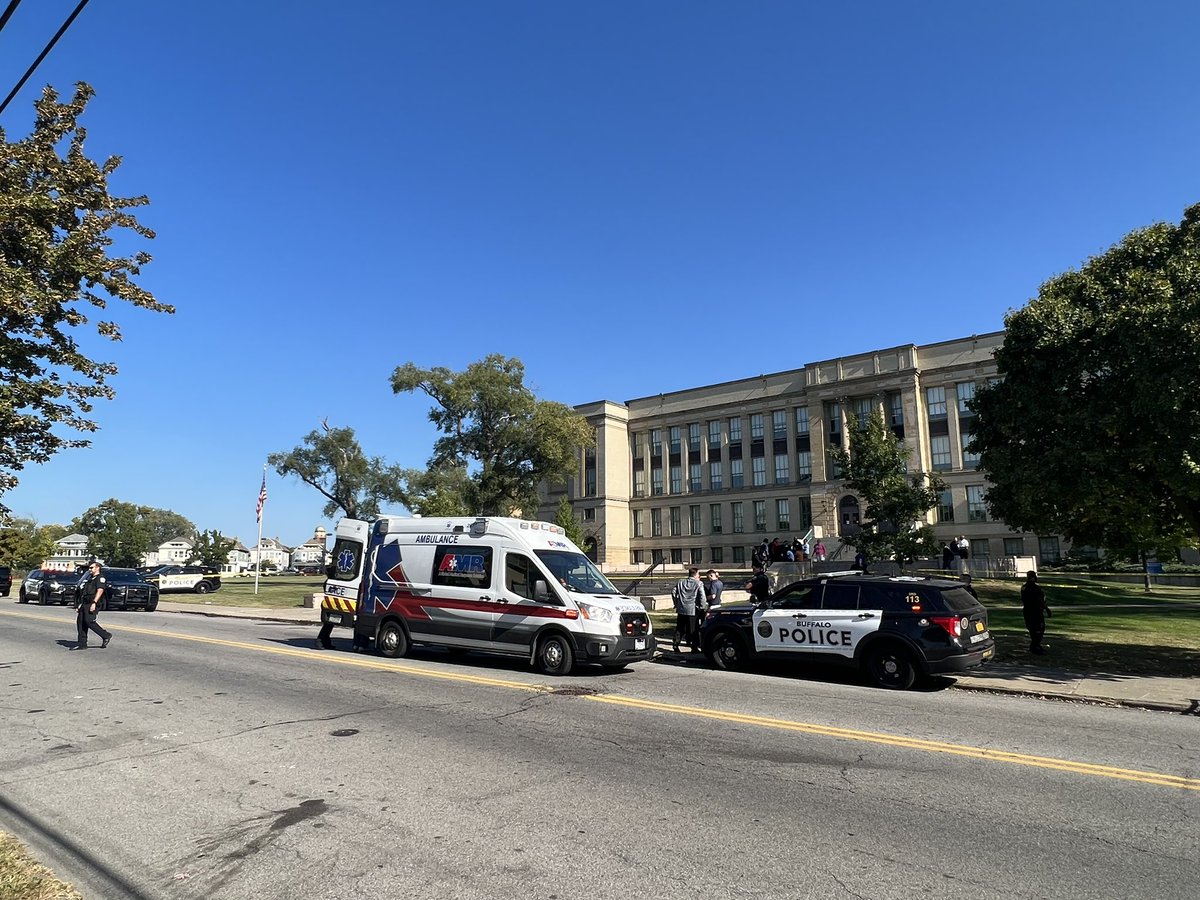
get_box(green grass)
[165,575,324,609]
[0,832,81,900]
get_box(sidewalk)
[156,600,1200,714]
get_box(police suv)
[700,572,994,689]
[144,565,222,594]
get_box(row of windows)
[631,535,1060,568]
[632,498,815,538]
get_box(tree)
[141,508,197,548]
[0,84,173,520]
[830,410,945,567]
[391,355,594,516]
[0,517,66,569]
[190,529,235,569]
[404,464,472,517]
[73,499,156,568]
[970,204,1200,553]
[554,496,585,546]
[269,421,410,520]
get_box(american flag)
[256,473,267,523]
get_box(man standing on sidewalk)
[75,561,113,650]
[1021,570,1051,654]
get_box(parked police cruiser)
[143,565,222,594]
[700,572,994,689]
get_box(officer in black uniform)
[75,561,113,650]
[743,561,772,605]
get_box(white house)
[290,526,329,568]
[43,534,91,572]
[248,537,291,571]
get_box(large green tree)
[830,410,945,567]
[190,529,236,569]
[391,355,593,517]
[970,204,1200,551]
[0,517,66,569]
[269,421,410,520]
[553,496,585,546]
[72,499,192,568]
[0,84,172,520]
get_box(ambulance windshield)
[534,550,619,595]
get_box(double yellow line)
[7,609,1198,792]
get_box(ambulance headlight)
[577,601,614,623]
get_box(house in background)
[290,526,329,568]
[140,535,194,569]
[224,540,252,574]
[249,537,291,571]
[42,534,91,571]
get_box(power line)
[0,1,27,36]
[0,0,92,118]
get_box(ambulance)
[322,516,655,675]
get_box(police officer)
[75,561,113,650]
[744,561,772,605]
[1021,570,1051,654]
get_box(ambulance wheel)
[194,581,211,595]
[377,620,409,659]
[536,632,574,676]
[708,630,747,671]
[863,643,916,690]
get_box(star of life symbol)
[337,548,355,572]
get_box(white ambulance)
[322,516,655,675]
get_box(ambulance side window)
[432,546,492,589]
[505,553,536,599]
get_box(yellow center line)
[6,609,1197,791]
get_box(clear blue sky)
[3,1,1197,549]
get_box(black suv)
[700,573,994,689]
[0,566,11,597]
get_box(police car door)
[753,581,874,659]
[492,550,566,654]
[425,544,498,648]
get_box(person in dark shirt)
[1020,570,1051,654]
[75,561,113,650]
[961,573,978,599]
[743,562,771,605]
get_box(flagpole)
[255,465,266,595]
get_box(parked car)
[0,566,12,597]
[18,569,46,602]
[299,566,324,577]
[38,570,87,605]
[92,567,160,611]
[699,572,994,690]
[143,565,222,594]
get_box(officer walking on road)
[75,561,113,650]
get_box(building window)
[957,381,976,414]
[827,402,843,442]
[776,499,790,531]
[707,420,721,448]
[583,507,595,522]
[796,451,812,482]
[651,468,663,496]
[633,549,645,565]
[690,505,702,536]
[772,410,787,440]
[651,428,662,456]
[669,507,681,537]
[797,496,813,529]
[688,423,701,454]
[752,457,766,486]
[732,502,744,533]
[853,397,873,429]
[930,435,952,471]
[651,508,662,537]
[633,510,644,538]
[709,461,723,490]
[728,417,742,442]
[668,466,681,494]
[633,468,646,497]
[710,504,723,533]
[961,428,980,468]
[585,464,596,497]
[750,413,764,440]
[774,455,789,485]
[926,386,947,418]
[731,459,744,489]
[690,547,703,564]
[795,407,810,437]
[732,545,745,565]
[669,426,681,453]
[1038,536,1061,564]
[670,548,683,565]
[827,451,844,479]
[936,489,954,523]
[1003,537,1024,557]
[711,546,724,564]
[970,538,990,559]
[967,485,988,522]
[753,500,767,532]
[689,463,702,493]
[888,392,904,428]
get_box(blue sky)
[2,1,1198,548]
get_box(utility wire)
[0,1,26,36]
[0,0,92,118]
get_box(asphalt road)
[1,605,1197,900]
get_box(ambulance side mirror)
[532,579,550,602]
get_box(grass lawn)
[163,575,324,609]
[0,831,81,900]
[655,578,1200,678]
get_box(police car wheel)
[708,630,747,671]
[194,582,211,595]
[536,633,574,676]
[377,621,409,659]
[863,644,917,690]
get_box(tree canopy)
[0,84,172,520]
[268,421,410,520]
[190,529,236,569]
[830,410,944,567]
[72,499,194,568]
[391,355,593,517]
[553,496,585,546]
[970,204,1200,551]
[0,517,66,569]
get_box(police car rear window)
[938,587,982,612]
